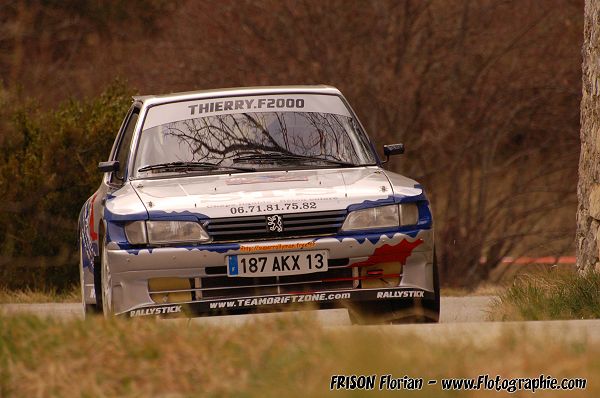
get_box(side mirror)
[98,160,120,173]
[382,143,404,164]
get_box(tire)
[395,249,440,324]
[349,248,440,325]
[80,238,101,317]
[85,304,101,315]
[348,300,421,325]
[421,250,440,323]
[92,254,103,313]
[347,309,368,325]
[100,235,114,317]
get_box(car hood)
[131,167,421,219]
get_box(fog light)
[148,278,194,303]
[361,262,402,289]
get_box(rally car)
[78,85,439,324]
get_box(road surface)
[0,296,498,323]
[3,296,600,343]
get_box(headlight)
[124,221,147,244]
[341,203,420,231]
[341,204,399,231]
[125,221,210,244]
[399,203,419,226]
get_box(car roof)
[132,85,342,106]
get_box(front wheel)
[421,250,440,322]
[100,234,114,317]
[80,238,100,317]
[349,250,440,325]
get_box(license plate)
[227,250,328,277]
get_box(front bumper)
[104,229,434,316]
[125,286,434,318]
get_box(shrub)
[0,81,133,291]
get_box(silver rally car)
[78,85,439,323]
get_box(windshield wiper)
[138,161,255,173]
[232,153,356,167]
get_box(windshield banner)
[143,94,351,130]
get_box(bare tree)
[0,0,583,288]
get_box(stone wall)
[578,0,600,271]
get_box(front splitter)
[121,287,434,318]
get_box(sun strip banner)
[143,94,352,130]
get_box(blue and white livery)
[78,85,439,323]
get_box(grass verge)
[490,269,600,321]
[0,313,597,397]
[0,286,80,304]
[441,283,505,297]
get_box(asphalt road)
[4,296,600,343]
[0,296,495,323]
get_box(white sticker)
[143,94,351,130]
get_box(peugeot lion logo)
[267,214,283,232]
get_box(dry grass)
[441,283,505,297]
[0,286,79,304]
[490,269,600,321]
[0,313,597,397]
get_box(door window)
[110,108,139,184]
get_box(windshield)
[133,94,377,177]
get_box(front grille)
[278,267,354,294]
[206,209,347,242]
